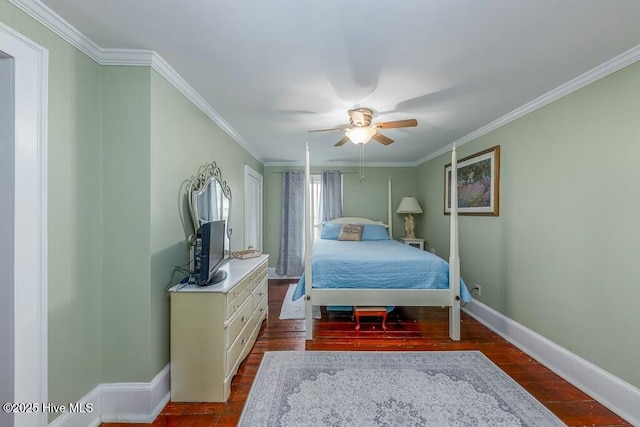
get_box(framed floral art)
[444,145,500,216]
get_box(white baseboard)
[463,301,640,426]
[48,364,170,427]
[268,267,300,280]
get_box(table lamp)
[396,196,423,238]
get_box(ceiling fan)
[308,108,418,146]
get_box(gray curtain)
[320,170,342,221]
[276,170,305,276]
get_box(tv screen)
[194,219,227,286]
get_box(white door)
[244,165,263,251]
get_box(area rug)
[239,351,565,426]
[279,283,321,320]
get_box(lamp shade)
[396,196,423,214]
[345,127,376,144]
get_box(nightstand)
[400,237,425,250]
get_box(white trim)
[243,165,264,251]
[6,0,264,163]
[268,267,299,280]
[101,364,171,424]
[463,301,640,426]
[264,160,416,167]
[418,43,640,165]
[11,1,640,169]
[0,20,48,427]
[48,364,171,427]
[6,0,102,62]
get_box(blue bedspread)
[293,239,472,303]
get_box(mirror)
[188,161,232,256]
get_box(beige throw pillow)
[337,224,364,241]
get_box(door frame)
[243,165,263,251]
[0,22,48,427]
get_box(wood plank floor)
[103,279,631,426]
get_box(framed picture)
[444,145,500,216]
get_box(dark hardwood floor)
[103,279,631,426]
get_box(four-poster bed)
[301,144,466,341]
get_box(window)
[309,174,322,240]
[309,172,343,240]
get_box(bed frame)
[303,144,461,340]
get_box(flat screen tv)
[193,219,227,286]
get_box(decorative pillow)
[320,222,342,239]
[338,224,364,241]
[361,224,390,240]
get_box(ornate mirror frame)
[188,161,232,256]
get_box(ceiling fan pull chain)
[360,144,365,181]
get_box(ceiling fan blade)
[334,136,350,147]
[308,127,345,133]
[372,132,394,145]
[375,119,418,129]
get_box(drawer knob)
[259,292,265,297]
[234,291,238,297]
[233,305,239,312]
[241,316,248,323]
[241,337,248,345]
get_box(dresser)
[169,254,269,402]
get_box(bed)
[301,144,466,340]
[293,227,472,302]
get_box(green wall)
[101,66,152,382]
[417,61,640,388]
[149,71,263,375]
[1,0,103,414]
[1,0,264,418]
[3,0,639,414]
[263,166,418,267]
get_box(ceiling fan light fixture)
[345,127,376,144]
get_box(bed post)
[388,177,393,239]
[304,144,313,339]
[449,144,461,341]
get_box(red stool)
[354,306,387,331]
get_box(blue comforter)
[293,239,472,303]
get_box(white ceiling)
[38,0,640,165]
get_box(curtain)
[192,181,219,227]
[276,170,305,276]
[320,170,342,221]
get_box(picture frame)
[444,145,500,216]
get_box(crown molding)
[7,0,102,62]
[9,0,640,167]
[7,0,264,163]
[264,161,417,168]
[417,43,640,166]
[148,54,263,161]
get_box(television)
[193,219,227,286]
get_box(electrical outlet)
[472,284,482,297]
[430,248,436,254]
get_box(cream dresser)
[169,254,268,402]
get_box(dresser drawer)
[252,278,268,310]
[226,315,255,376]
[225,297,253,349]
[254,291,268,322]
[246,265,268,293]
[226,276,252,318]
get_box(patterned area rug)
[239,351,565,426]
[279,283,321,320]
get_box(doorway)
[0,50,15,427]
[0,23,48,427]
